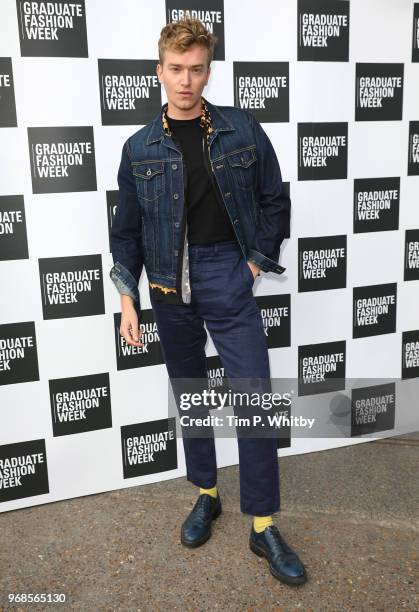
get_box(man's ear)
[156,62,162,83]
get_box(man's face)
[156,44,211,118]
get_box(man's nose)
[180,69,191,86]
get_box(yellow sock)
[199,486,217,499]
[253,515,273,533]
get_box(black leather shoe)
[181,493,222,547]
[249,524,307,585]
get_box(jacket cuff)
[247,249,286,274]
[109,262,141,316]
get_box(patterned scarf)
[161,96,214,143]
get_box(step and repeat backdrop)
[1,0,419,512]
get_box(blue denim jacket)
[109,96,290,316]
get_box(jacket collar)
[146,95,235,145]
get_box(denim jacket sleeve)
[109,139,143,318]
[246,113,290,275]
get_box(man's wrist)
[121,293,135,307]
[247,260,261,277]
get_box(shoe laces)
[192,494,215,519]
[263,525,294,556]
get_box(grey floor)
[1,433,418,611]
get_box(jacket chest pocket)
[226,147,257,190]
[132,161,166,201]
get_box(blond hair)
[158,18,217,67]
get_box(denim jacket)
[109,96,290,317]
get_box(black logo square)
[16,0,88,57]
[408,121,419,176]
[402,330,419,379]
[0,58,17,127]
[165,0,225,61]
[256,294,291,348]
[0,439,49,503]
[98,59,162,126]
[39,254,105,319]
[353,178,400,233]
[298,235,346,292]
[298,340,346,396]
[0,322,39,386]
[0,195,28,260]
[413,4,419,62]
[404,229,419,281]
[297,0,350,62]
[28,126,97,194]
[233,62,289,123]
[353,283,397,339]
[114,308,164,370]
[355,63,404,122]
[49,373,112,436]
[351,383,395,437]
[121,418,177,478]
[298,123,348,181]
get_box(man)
[110,17,307,586]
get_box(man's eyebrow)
[167,63,205,68]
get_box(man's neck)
[166,99,202,120]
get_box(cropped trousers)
[150,240,280,516]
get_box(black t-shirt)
[166,114,237,245]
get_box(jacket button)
[174,222,180,228]
[234,219,239,224]
[173,193,179,199]
[224,192,231,197]
[172,163,178,170]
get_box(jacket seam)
[125,138,133,162]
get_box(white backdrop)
[1,0,418,513]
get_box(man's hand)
[119,295,144,347]
[247,260,261,280]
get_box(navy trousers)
[150,240,280,516]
